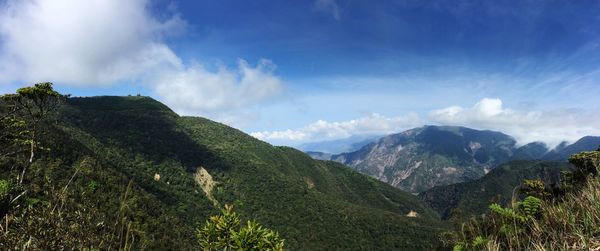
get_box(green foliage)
[488,195,541,225]
[520,179,551,199]
[87,180,99,193]
[445,149,600,250]
[0,179,11,215]
[452,243,465,251]
[197,204,284,250]
[1,93,446,250]
[0,180,10,200]
[0,114,29,158]
[197,204,242,249]
[421,160,571,220]
[234,221,284,251]
[2,82,66,185]
[566,150,600,187]
[471,236,487,248]
[2,82,64,126]
[489,203,527,223]
[519,196,542,218]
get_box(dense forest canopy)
[0,83,445,250]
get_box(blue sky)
[1,0,600,147]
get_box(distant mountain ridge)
[320,126,599,193]
[543,136,600,161]
[330,126,517,193]
[510,142,549,160]
[297,135,379,154]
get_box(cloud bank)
[251,112,422,142]
[429,98,600,147]
[0,0,283,118]
[252,98,600,147]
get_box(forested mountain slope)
[1,95,445,250]
[420,160,573,219]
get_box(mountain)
[0,96,445,250]
[331,126,517,193]
[297,135,379,154]
[510,142,549,160]
[419,160,573,219]
[543,136,600,161]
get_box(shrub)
[520,179,550,199]
[446,149,600,250]
[197,204,284,250]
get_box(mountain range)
[311,126,600,193]
[297,135,379,155]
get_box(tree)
[0,113,28,159]
[197,204,285,251]
[1,82,64,183]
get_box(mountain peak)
[332,126,517,193]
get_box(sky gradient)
[1,0,599,147]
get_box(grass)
[447,150,600,250]
[526,174,600,249]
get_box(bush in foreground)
[446,149,600,250]
[197,204,285,251]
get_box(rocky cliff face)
[332,126,517,193]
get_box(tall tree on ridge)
[2,82,64,183]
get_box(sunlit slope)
[56,96,445,250]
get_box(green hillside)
[445,150,600,250]
[420,160,572,220]
[1,93,445,250]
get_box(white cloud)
[0,0,283,118]
[253,98,600,148]
[251,113,422,142]
[429,98,600,147]
[430,98,511,122]
[314,0,341,21]
[0,0,182,85]
[153,59,283,114]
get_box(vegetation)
[2,82,64,165]
[197,204,284,250]
[442,149,600,250]
[0,83,446,249]
[420,160,572,219]
[3,83,599,250]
